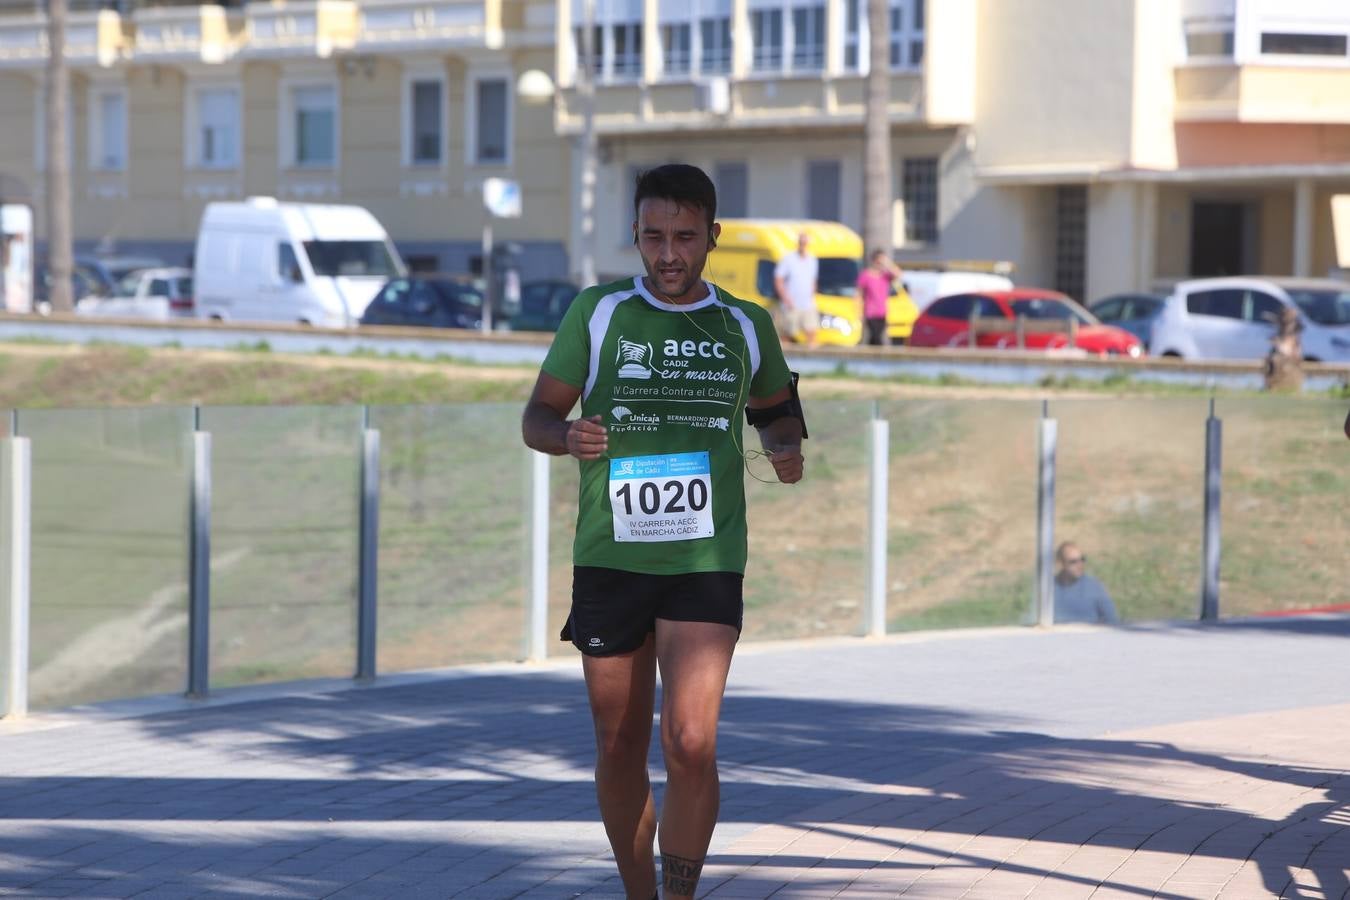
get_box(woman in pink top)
[856,249,901,346]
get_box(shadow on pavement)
[1,669,1346,897]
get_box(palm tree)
[862,0,892,257]
[45,0,74,312]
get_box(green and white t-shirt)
[542,277,792,575]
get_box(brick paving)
[0,616,1347,899]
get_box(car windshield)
[1010,297,1097,325]
[817,257,862,297]
[114,272,142,296]
[302,240,401,278]
[1288,289,1350,326]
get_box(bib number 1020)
[608,451,714,543]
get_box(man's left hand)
[769,447,804,484]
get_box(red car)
[909,288,1144,357]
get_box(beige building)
[4,0,1350,296]
[558,0,1350,299]
[0,0,570,277]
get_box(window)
[1053,184,1086,301]
[1091,298,1124,321]
[278,243,302,282]
[927,295,974,320]
[791,4,826,70]
[291,85,336,167]
[806,160,840,221]
[902,157,938,245]
[844,0,924,72]
[662,22,692,76]
[612,21,644,77]
[409,79,443,165]
[1248,293,1284,324]
[1289,289,1350,326]
[90,89,126,171]
[302,240,400,278]
[1184,26,1234,57]
[714,162,748,218]
[574,25,604,76]
[195,87,240,169]
[376,279,412,309]
[1260,32,1348,57]
[700,16,732,73]
[1011,297,1092,324]
[473,76,510,165]
[752,9,783,71]
[1186,289,1244,319]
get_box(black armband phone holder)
[744,371,808,439]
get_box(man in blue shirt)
[1053,541,1119,624]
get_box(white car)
[1150,277,1350,363]
[76,267,194,320]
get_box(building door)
[1190,201,1255,276]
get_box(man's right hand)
[565,415,608,460]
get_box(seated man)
[1053,541,1119,624]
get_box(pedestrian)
[856,249,901,346]
[774,231,819,348]
[1053,541,1120,624]
[521,163,807,900]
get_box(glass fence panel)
[1053,397,1209,623]
[548,455,580,659]
[371,404,528,670]
[202,405,362,688]
[1218,396,1349,617]
[742,398,872,641]
[17,407,193,709]
[880,398,1041,631]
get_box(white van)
[194,198,405,327]
[901,268,1014,312]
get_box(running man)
[522,164,805,899]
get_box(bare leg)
[583,634,659,899]
[654,620,739,899]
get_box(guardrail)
[1,394,1344,717]
[0,312,1347,391]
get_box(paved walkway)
[1,616,1348,899]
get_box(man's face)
[798,233,810,254]
[1059,547,1086,581]
[635,198,717,303]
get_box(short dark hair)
[870,248,888,261]
[633,164,717,231]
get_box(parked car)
[35,255,164,308]
[1088,293,1167,351]
[902,268,1014,313]
[77,268,193,320]
[1150,277,1350,362]
[511,280,579,332]
[195,197,405,328]
[359,275,485,330]
[909,288,1144,357]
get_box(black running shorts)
[562,566,744,656]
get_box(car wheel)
[1303,356,1322,363]
[1162,351,1182,358]
[209,315,224,323]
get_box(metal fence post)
[2,437,31,719]
[866,413,889,638]
[1200,399,1222,621]
[526,449,550,661]
[188,422,212,698]
[357,419,381,681]
[1036,402,1058,627]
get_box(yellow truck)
[705,219,919,346]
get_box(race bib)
[608,452,714,543]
